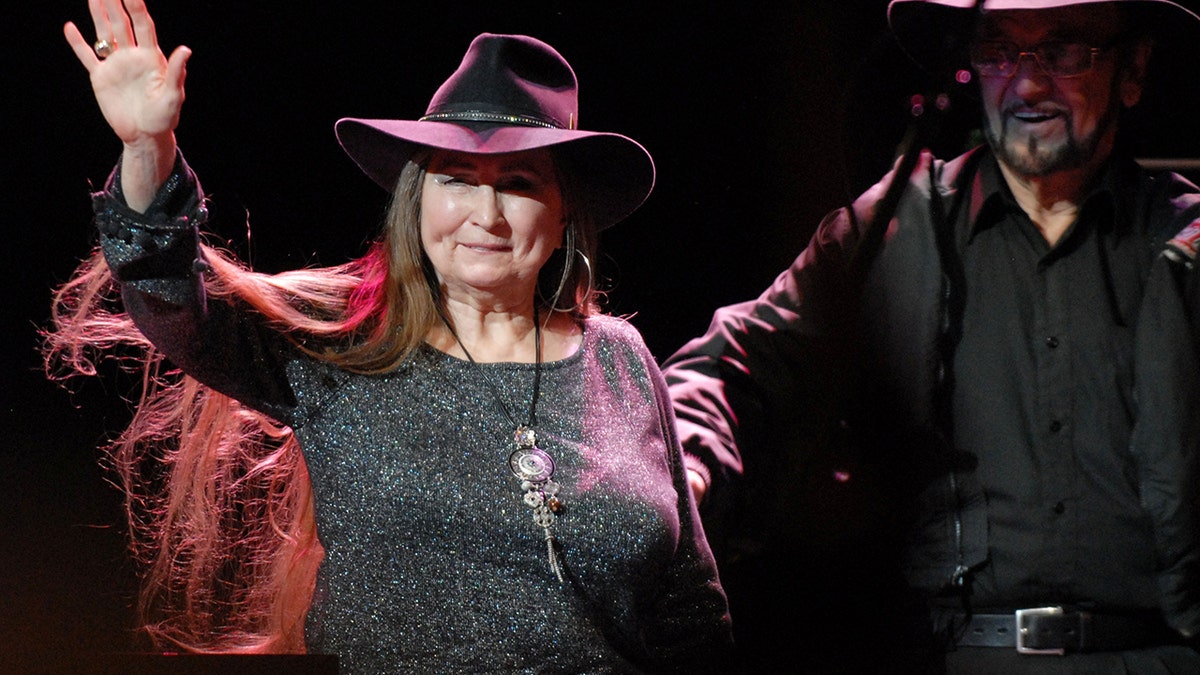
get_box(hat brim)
[888,0,1200,76]
[335,118,655,231]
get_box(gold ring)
[93,39,115,59]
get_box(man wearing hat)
[664,0,1200,670]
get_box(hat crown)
[425,33,578,130]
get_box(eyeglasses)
[970,41,1109,78]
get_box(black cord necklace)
[440,305,565,582]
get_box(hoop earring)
[567,250,593,314]
[546,225,591,314]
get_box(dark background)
[5,2,1200,673]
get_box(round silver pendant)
[509,446,555,482]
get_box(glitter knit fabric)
[93,155,732,673]
[289,317,730,673]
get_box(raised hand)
[64,0,191,210]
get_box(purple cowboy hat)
[887,0,1200,74]
[335,33,655,231]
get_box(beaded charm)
[509,425,564,581]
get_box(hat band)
[419,110,572,130]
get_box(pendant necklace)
[441,306,565,582]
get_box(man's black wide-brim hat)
[887,0,1200,75]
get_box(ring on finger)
[93,38,116,59]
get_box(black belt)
[952,607,1176,654]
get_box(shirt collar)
[964,148,1132,243]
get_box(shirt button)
[1049,420,1063,433]
[1053,501,1066,515]
[1045,336,1060,349]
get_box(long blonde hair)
[42,153,599,652]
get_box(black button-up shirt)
[953,156,1159,610]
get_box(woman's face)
[420,148,565,307]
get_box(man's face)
[975,6,1134,178]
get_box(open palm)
[64,0,190,146]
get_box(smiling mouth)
[460,243,510,253]
[1010,109,1063,124]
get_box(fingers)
[165,45,192,92]
[86,0,109,41]
[101,0,134,50]
[63,21,101,71]
[75,0,166,63]
[124,0,158,51]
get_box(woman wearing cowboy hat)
[48,0,732,671]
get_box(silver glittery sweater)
[92,153,733,673]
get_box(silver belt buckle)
[1015,606,1066,655]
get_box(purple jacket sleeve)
[660,169,896,508]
